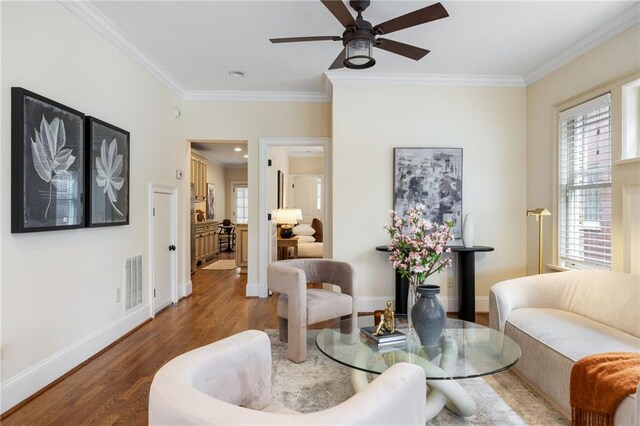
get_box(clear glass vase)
[407,279,419,332]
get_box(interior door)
[153,192,173,313]
[291,175,321,224]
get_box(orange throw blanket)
[570,352,640,426]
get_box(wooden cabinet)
[194,221,218,265]
[235,224,249,274]
[191,153,208,201]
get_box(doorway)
[149,184,178,315]
[257,137,332,298]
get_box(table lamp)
[527,208,551,274]
[276,208,299,238]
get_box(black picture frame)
[277,170,284,209]
[393,147,463,239]
[11,88,85,233]
[85,116,130,227]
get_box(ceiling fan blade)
[373,2,449,35]
[270,36,342,43]
[376,38,430,61]
[321,0,357,28]
[329,48,346,70]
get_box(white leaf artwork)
[30,115,76,219]
[95,138,124,217]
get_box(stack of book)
[360,326,406,347]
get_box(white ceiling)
[89,1,638,95]
[192,141,248,165]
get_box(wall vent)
[124,255,143,312]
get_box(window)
[559,93,612,269]
[316,177,322,211]
[234,185,248,224]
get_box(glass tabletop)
[316,315,521,380]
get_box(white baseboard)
[358,296,489,314]
[179,280,192,299]
[245,281,259,297]
[0,306,151,414]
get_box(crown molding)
[325,72,525,88]
[184,90,330,103]
[524,4,640,86]
[58,0,187,98]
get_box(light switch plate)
[176,169,183,179]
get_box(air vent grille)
[124,255,143,312]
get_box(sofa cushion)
[508,308,640,361]
[505,307,640,417]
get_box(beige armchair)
[149,330,428,425]
[267,259,356,363]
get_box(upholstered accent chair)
[268,259,356,363]
[148,330,427,425]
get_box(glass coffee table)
[316,315,521,421]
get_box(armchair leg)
[340,314,357,345]
[279,317,288,343]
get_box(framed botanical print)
[11,88,85,233]
[393,147,463,238]
[86,117,130,227]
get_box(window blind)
[559,93,612,269]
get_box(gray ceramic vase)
[411,285,445,347]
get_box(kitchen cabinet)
[191,153,208,201]
[235,224,249,274]
[194,221,218,265]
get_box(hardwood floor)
[3,253,488,424]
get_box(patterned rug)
[269,331,568,425]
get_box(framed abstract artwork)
[207,183,215,220]
[11,88,85,233]
[393,147,463,238]
[85,117,130,227]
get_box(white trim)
[148,184,179,316]
[524,4,640,86]
[622,181,640,274]
[357,297,489,314]
[58,0,186,97]
[0,306,150,413]
[258,137,332,298]
[325,72,525,88]
[184,90,330,103]
[245,281,260,297]
[180,279,193,299]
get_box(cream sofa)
[490,270,640,424]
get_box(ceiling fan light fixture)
[344,38,375,69]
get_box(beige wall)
[1,1,185,411]
[205,157,226,222]
[289,156,323,175]
[332,84,527,310]
[183,101,331,288]
[525,24,640,275]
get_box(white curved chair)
[268,259,356,363]
[148,330,427,425]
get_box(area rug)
[202,260,237,270]
[269,331,568,425]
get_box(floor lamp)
[527,208,551,274]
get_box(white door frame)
[257,137,331,298]
[148,183,179,317]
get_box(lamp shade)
[275,208,299,225]
[344,38,375,69]
[293,208,303,221]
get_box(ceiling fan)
[269,0,449,70]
